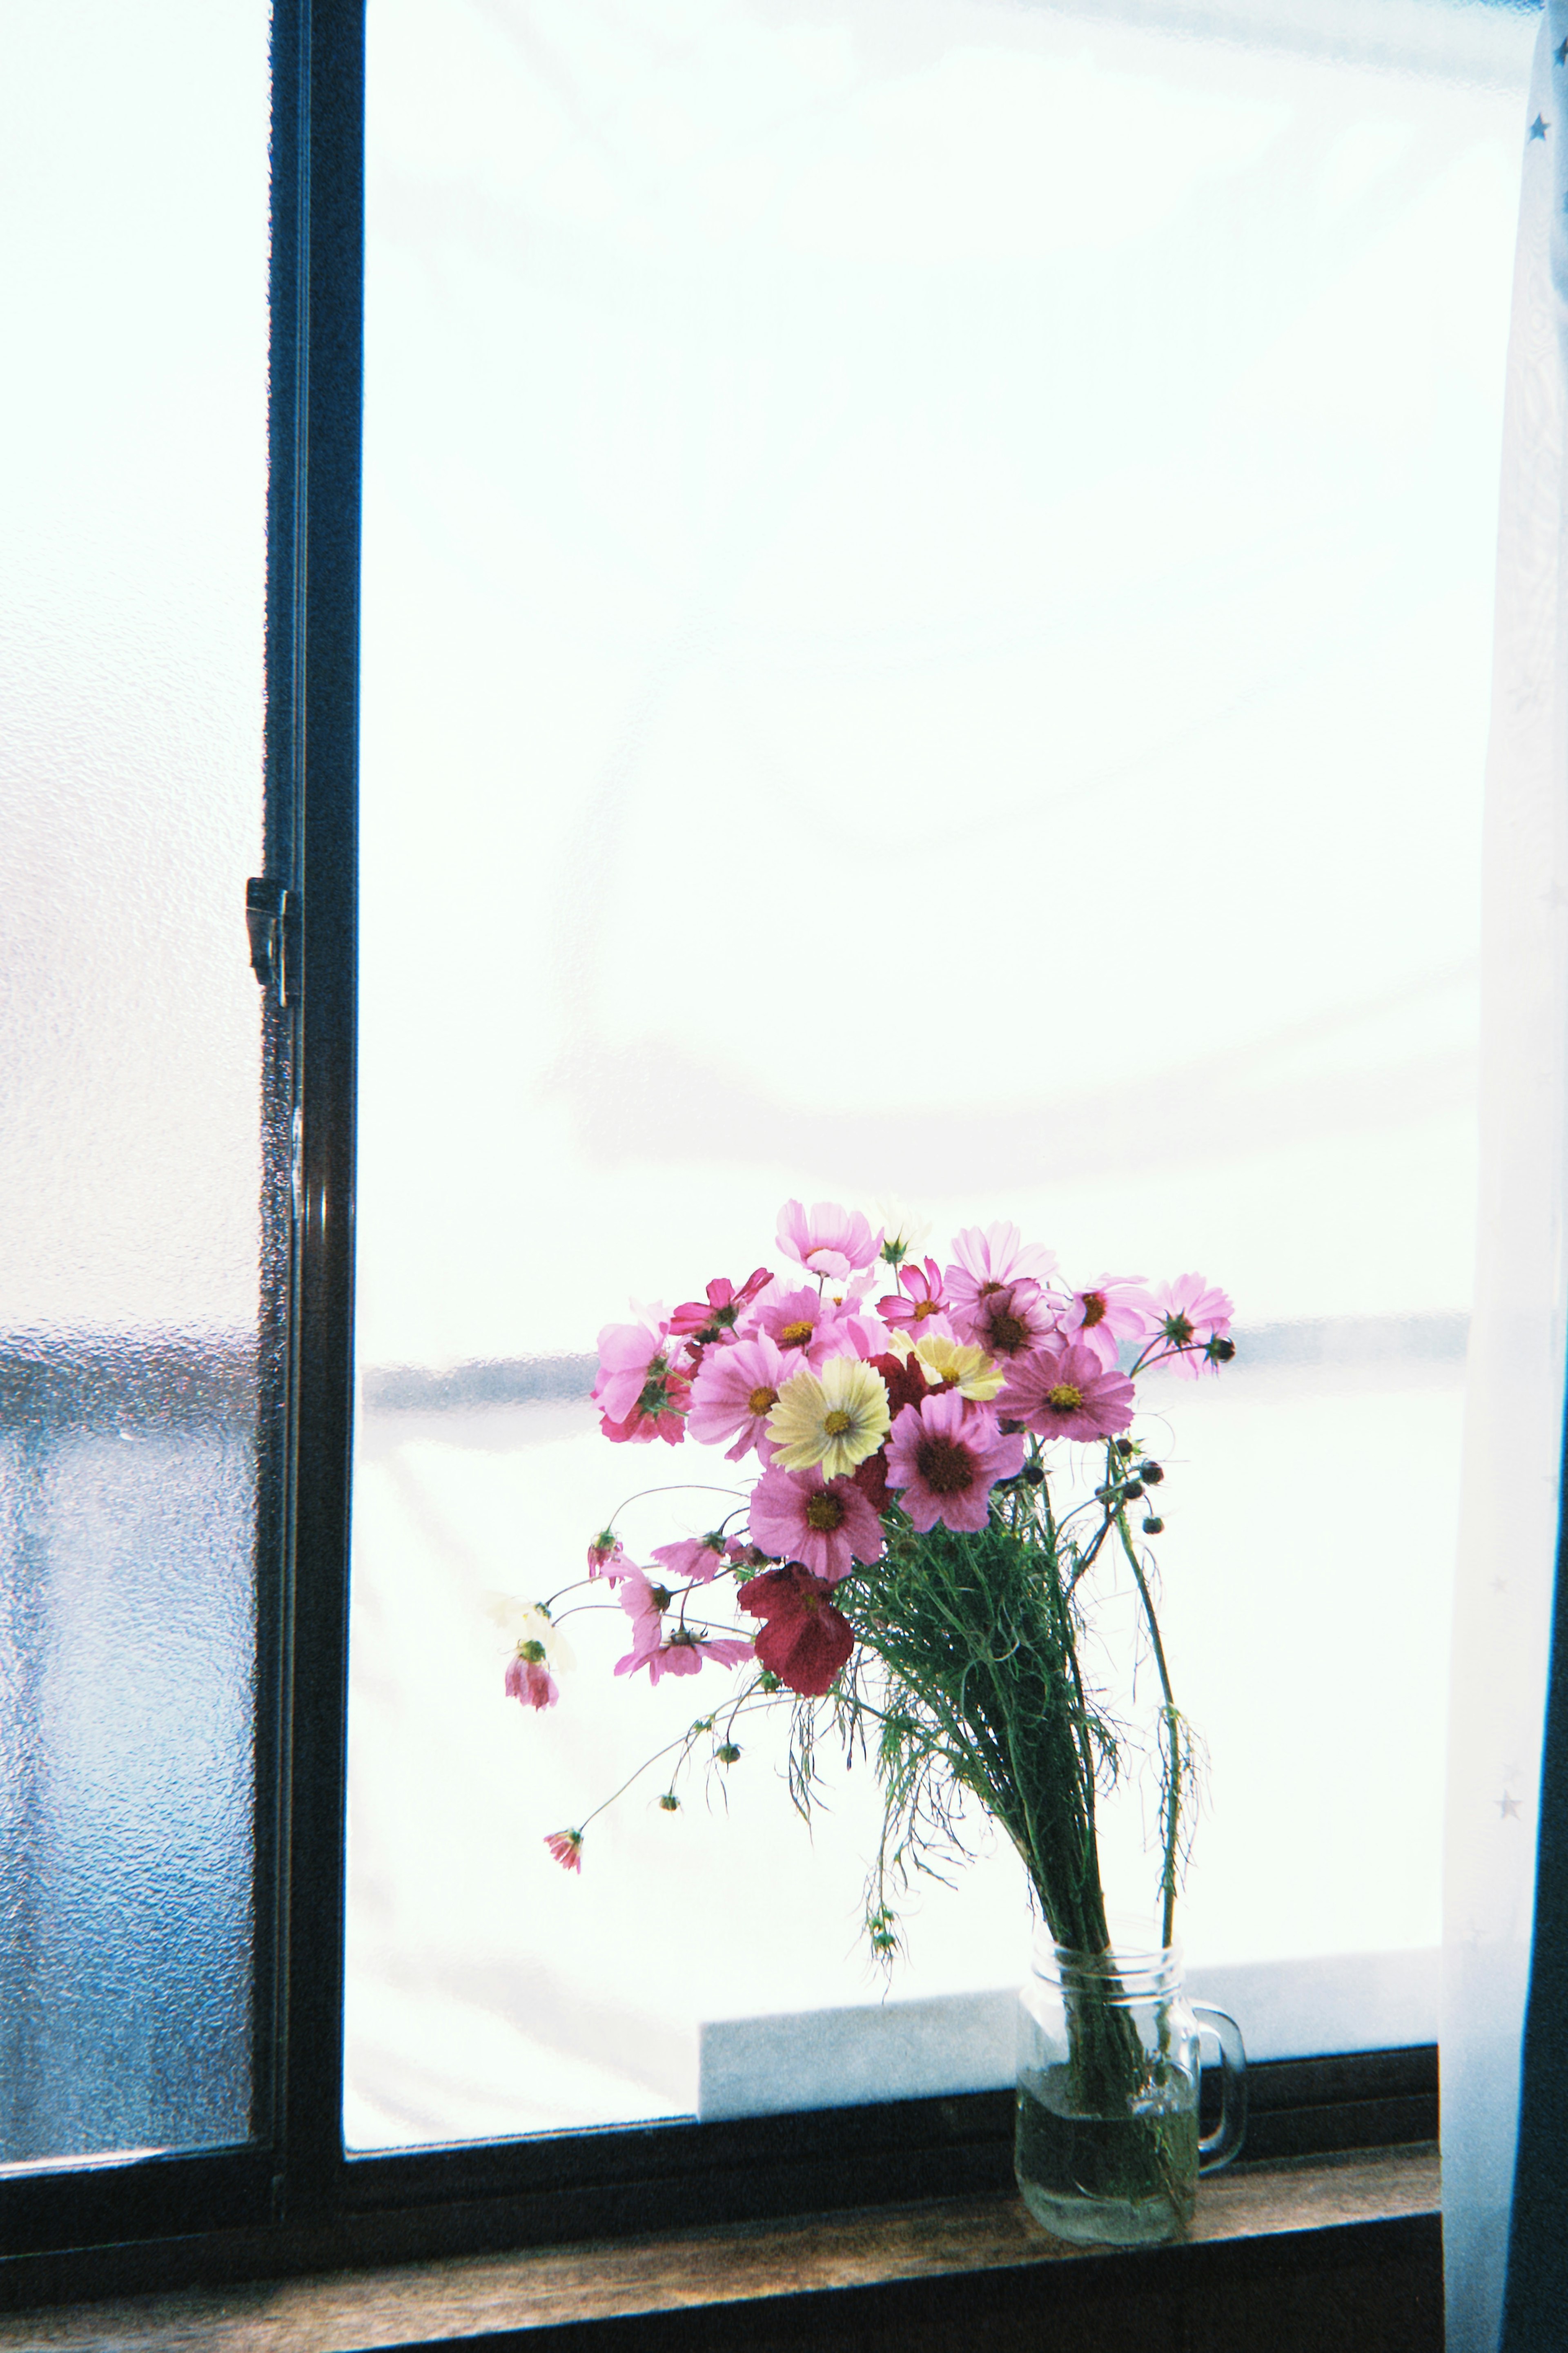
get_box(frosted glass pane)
[350,0,1533,2145]
[0,2,270,2167]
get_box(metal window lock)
[246,877,292,1005]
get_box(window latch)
[245,877,291,1006]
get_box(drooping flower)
[505,1642,558,1711]
[911,1334,1005,1401]
[884,1389,1025,1533]
[996,1342,1136,1442]
[748,1463,885,1582]
[668,1268,773,1349]
[622,1628,756,1684]
[1140,1275,1235,1378]
[877,1257,952,1336]
[961,1278,1058,1360]
[592,1311,691,1444]
[586,1530,637,1583]
[755,1282,866,1369]
[766,1354,891,1479]
[545,1828,584,1872]
[652,1534,729,1587]
[775,1200,884,1280]
[612,1571,671,1674]
[1058,1276,1154,1368]
[738,1566,855,1695]
[688,1331,792,1462]
[944,1222,1058,1327]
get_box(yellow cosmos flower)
[913,1335,1005,1401]
[767,1354,891,1479]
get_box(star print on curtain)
[1442,7,1568,2348]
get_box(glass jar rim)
[1030,1915,1184,1989]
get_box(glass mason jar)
[1016,1927,1247,2247]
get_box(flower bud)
[717,1742,742,1764]
[1122,1481,1144,1501]
[1139,1462,1164,1484]
[1021,1462,1045,1486]
[1142,1514,1165,1534]
[659,1791,680,1812]
[1114,1436,1137,1458]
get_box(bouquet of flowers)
[514,1201,1234,1983]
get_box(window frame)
[0,0,1470,2300]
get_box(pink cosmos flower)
[612,1570,671,1674]
[1057,1276,1153,1368]
[748,1463,885,1583]
[592,1312,691,1444]
[688,1331,792,1462]
[738,1566,855,1696]
[776,1200,884,1280]
[586,1530,637,1583]
[505,1646,558,1710]
[884,1389,1025,1533]
[623,1628,756,1684]
[545,1828,584,1872]
[877,1257,953,1337]
[944,1222,1057,1328]
[996,1342,1136,1442]
[961,1278,1058,1360]
[668,1268,773,1348]
[1140,1275,1235,1378]
[755,1283,866,1370]
[652,1534,729,1587]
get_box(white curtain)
[1443,9,1568,2346]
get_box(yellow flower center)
[823,1408,852,1435]
[913,1299,940,1320]
[805,1493,846,1532]
[748,1384,778,1416]
[780,1319,814,1345]
[1046,1383,1084,1413]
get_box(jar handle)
[1192,2004,1247,2173]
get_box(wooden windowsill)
[0,2143,1439,2351]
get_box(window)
[0,0,1540,2290]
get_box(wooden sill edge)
[0,2143,1439,2352]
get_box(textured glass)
[352,0,1535,2144]
[0,2,271,2167]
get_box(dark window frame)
[0,0,1460,2302]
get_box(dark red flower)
[870,1350,929,1418]
[851,1448,891,1513]
[737,1566,855,1696]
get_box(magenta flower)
[944,1222,1057,1329]
[738,1566,855,1696]
[996,1342,1136,1442]
[1058,1276,1153,1368]
[876,1256,953,1336]
[668,1267,773,1348]
[505,1645,558,1711]
[884,1389,1024,1532]
[652,1534,728,1587]
[1141,1275,1235,1378]
[688,1330,791,1461]
[776,1199,884,1280]
[962,1278,1058,1360]
[592,1312,691,1444]
[755,1283,864,1370]
[748,1463,885,1582]
[545,1828,584,1873]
